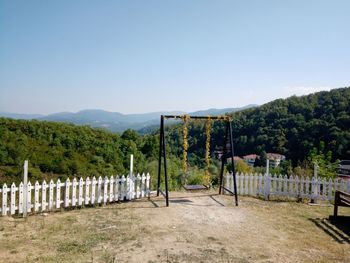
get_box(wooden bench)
[333,190,350,217]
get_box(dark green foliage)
[173,87,349,167]
[227,87,350,165]
[0,87,348,185]
[0,119,146,183]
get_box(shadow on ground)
[310,217,350,244]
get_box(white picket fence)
[0,173,150,216]
[225,173,350,202]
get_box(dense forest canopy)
[229,87,350,164]
[0,87,349,187]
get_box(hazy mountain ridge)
[0,106,257,133]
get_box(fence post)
[23,160,28,217]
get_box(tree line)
[0,87,349,187]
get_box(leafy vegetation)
[0,87,349,187]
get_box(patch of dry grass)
[0,193,349,262]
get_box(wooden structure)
[156,115,238,207]
[333,190,350,217]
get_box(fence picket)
[64,179,70,208]
[136,174,141,198]
[240,173,244,194]
[19,182,24,214]
[72,178,77,206]
[91,177,96,205]
[109,176,114,202]
[115,176,120,201]
[85,177,90,205]
[27,181,32,213]
[10,183,16,215]
[41,181,47,212]
[120,175,126,200]
[56,179,61,209]
[103,176,108,204]
[78,178,83,206]
[2,184,8,216]
[97,176,102,204]
[141,174,146,198]
[146,173,150,197]
[34,181,40,212]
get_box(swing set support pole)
[219,121,229,195]
[157,116,163,197]
[228,120,238,206]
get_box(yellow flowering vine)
[204,116,212,186]
[182,115,190,174]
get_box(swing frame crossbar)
[156,115,238,207]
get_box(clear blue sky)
[0,1,349,114]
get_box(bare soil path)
[0,191,349,262]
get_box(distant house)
[226,156,244,163]
[243,154,258,166]
[266,153,286,167]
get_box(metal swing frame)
[156,115,238,207]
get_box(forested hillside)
[0,87,349,186]
[164,87,350,177]
[230,87,350,164]
[0,119,154,183]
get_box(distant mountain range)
[0,105,257,133]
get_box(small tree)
[308,141,339,179]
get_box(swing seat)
[183,184,209,191]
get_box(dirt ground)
[0,191,349,263]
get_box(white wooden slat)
[126,176,131,200]
[244,174,249,195]
[239,173,244,194]
[64,179,70,208]
[289,175,294,197]
[115,176,120,201]
[2,184,8,216]
[56,179,61,209]
[273,175,278,195]
[85,177,90,205]
[109,176,114,202]
[103,176,108,204]
[49,180,54,210]
[141,173,146,198]
[91,177,96,205]
[294,176,299,198]
[41,180,47,212]
[72,178,77,207]
[34,181,40,212]
[120,175,126,200]
[78,178,84,206]
[18,182,24,214]
[136,174,141,199]
[27,181,32,213]
[10,183,16,215]
[97,176,103,204]
[146,173,150,197]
